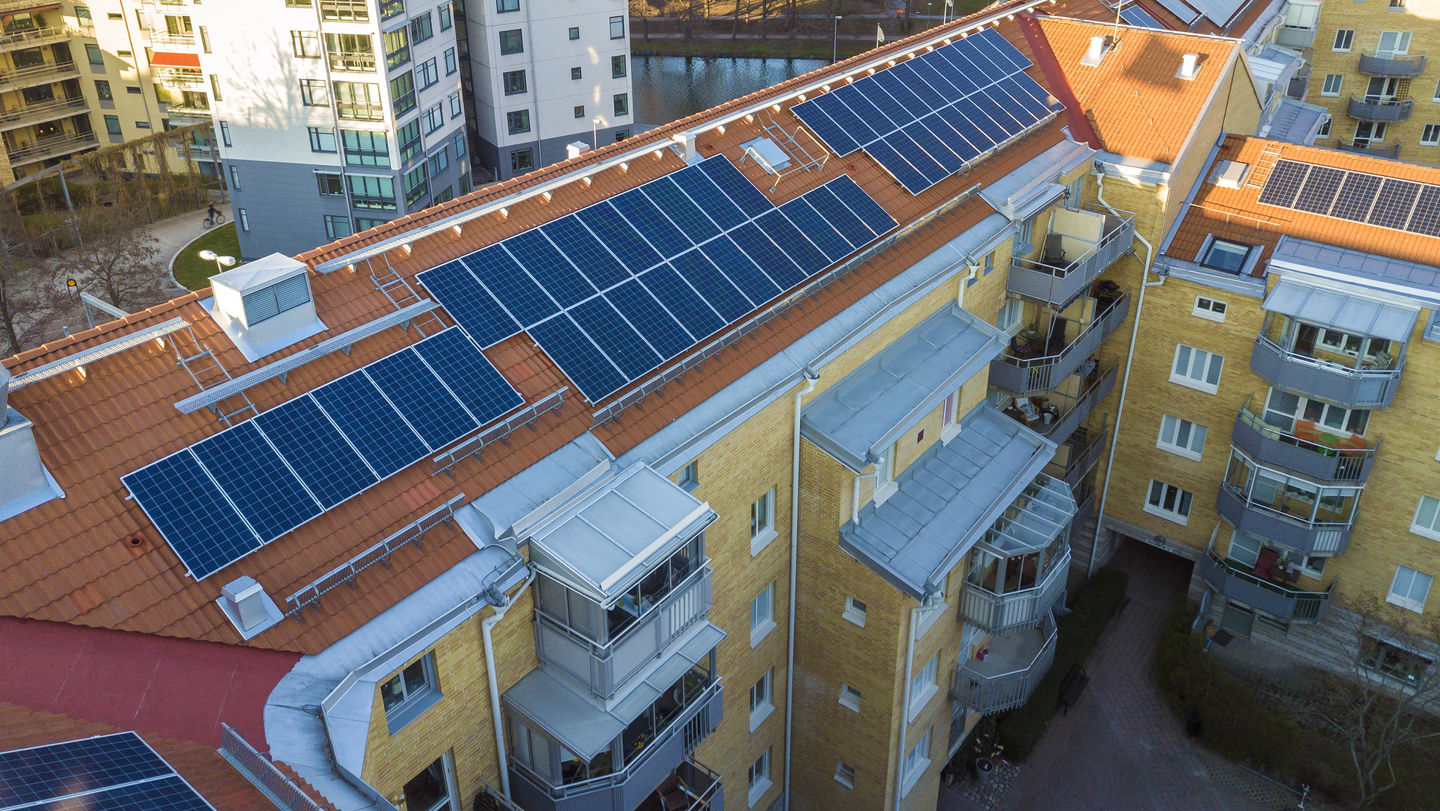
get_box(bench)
[1058,663,1089,715]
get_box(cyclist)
[206,203,220,226]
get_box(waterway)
[632,54,830,127]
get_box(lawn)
[172,223,243,291]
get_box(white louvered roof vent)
[1210,160,1249,189]
[206,253,326,362]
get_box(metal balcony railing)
[7,130,97,164]
[1232,398,1378,484]
[148,31,198,49]
[0,95,87,128]
[1215,483,1353,557]
[1347,95,1413,121]
[1048,421,1107,490]
[1359,50,1426,77]
[0,25,82,51]
[1336,140,1400,159]
[328,50,377,72]
[951,610,1058,714]
[959,546,1070,634]
[991,292,1130,395]
[1197,546,1332,622]
[1006,208,1136,307]
[156,69,205,88]
[1251,335,1404,409]
[1012,361,1116,446]
[0,60,79,91]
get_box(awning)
[1262,279,1419,342]
[527,463,716,607]
[150,51,201,69]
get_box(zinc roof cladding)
[0,5,1076,652]
[1166,136,1440,275]
[1034,16,1240,164]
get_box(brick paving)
[939,542,1304,811]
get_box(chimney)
[566,140,591,160]
[1177,53,1202,80]
[1081,35,1111,67]
[672,131,700,164]
[218,575,282,639]
[0,364,65,522]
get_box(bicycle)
[203,211,226,229]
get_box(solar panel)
[1330,172,1381,222]
[611,188,693,256]
[1256,159,1308,208]
[669,250,754,322]
[1292,165,1344,215]
[607,278,696,360]
[463,244,560,324]
[0,733,213,811]
[125,328,521,580]
[1119,4,1165,28]
[639,263,727,338]
[778,197,852,261]
[1257,157,1440,239]
[642,176,722,242]
[414,261,519,348]
[504,230,595,308]
[1368,179,1421,231]
[1410,186,1440,236]
[528,314,627,402]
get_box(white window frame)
[835,761,856,789]
[908,653,939,722]
[915,575,948,637]
[1144,479,1193,525]
[1377,30,1412,57]
[941,390,964,443]
[1423,124,1440,146]
[839,683,862,712]
[750,583,776,647]
[747,748,772,807]
[1411,495,1440,541]
[750,487,777,555]
[900,728,932,797]
[1332,28,1354,52]
[402,751,459,811]
[874,447,897,505]
[679,460,699,492]
[1321,73,1343,97]
[749,669,774,731]
[842,596,867,627]
[997,297,1024,335]
[1192,295,1227,322]
[959,623,984,661]
[1388,565,1433,613]
[1317,117,1332,138]
[1156,414,1207,461]
[1170,344,1223,394]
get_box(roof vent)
[1177,52,1203,80]
[217,575,283,639]
[566,140,591,160]
[0,364,65,523]
[672,131,701,164]
[1210,160,1249,188]
[1081,35,1111,67]
[206,253,326,362]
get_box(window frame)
[611,54,627,79]
[1170,344,1223,394]
[908,654,939,721]
[901,728,932,797]
[1321,73,1343,97]
[380,653,442,732]
[1423,124,1440,147]
[502,69,526,96]
[613,92,629,117]
[496,0,519,11]
[1388,565,1433,613]
[300,78,329,107]
[838,683,861,712]
[1145,479,1194,525]
[835,761,856,789]
[506,108,531,135]
[750,487,777,555]
[1156,414,1207,461]
[747,748,772,807]
[1198,238,1253,274]
[315,171,344,197]
[499,28,523,55]
[679,461,699,492]
[416,57,439,90]
[324,213,353,239]
[750,583,776,647]
[842,596,867,627]
[1192,295,1227,322]
[1411,496,1440,541]
[307,125,336,153]
[609,15,625,39]
[1332,28,1354,52]
[749,669,774,731]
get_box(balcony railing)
[0,25,82,52]
[1347,95,1413,121]
[0,60,79,92]
[1048,422,1107,491]
[951,610,1058,715]
[1006,207,1136,307]
[148,31,198,49]
[1359,50,1426,77]
[535,565,713,699]
[0,95,87,129]
[1215,484,1353,557]
[991,292,1129,395]
[1232,400,1378,484]
[328,51,377,72]
[1337,140,1400,159]
[510,680,723,811]
[1251,335,1404,409]
[156,69,205,88]
[7,130,97,164]
[960,546,1070,634]
[1198,547,1332,622]
[1022,361,1117,446]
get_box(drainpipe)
[1087,167,1160,577]
[782,368,819,809]
[851,471,878,526]
[893,606,920,811]
[482,567,536,799]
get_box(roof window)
[1198,237,1255,275]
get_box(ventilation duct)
[0,364,65,522]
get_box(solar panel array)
[417,156,896,403]
[1117,1,1166,28]
[123,327,522,580]
[790,27,1062,195]
[1257,158,1440,236]
[0,732,213,811]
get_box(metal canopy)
[981,475,1076,556]
[527,463,716,607]
[1262,278,1419,342]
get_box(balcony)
[536,564,713,700]
[0,25,79,54]
[328,50,377,72]
[155,68,205,89]
[0,95,88,131]
[1251,335,1403,409]
[951,610,1058,714]
[1347,95,1413,121]
[1337,140,1400,159]
[634,761,722,811]
[1231,399,1378,484]
[1006,206,1136,308]
[961,546,1070,634]
[7,130,97,166]
[1359,50,1426,77]
[148,31,198,50]
[1198,546,1331,622]
[1047,421,1107,492]
[991,291,1129,395]
[0,60,79,92]
[1215,483,1354,557]
[1002,361,1116,446]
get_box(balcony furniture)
[1198,546,1331,621]
[1252,546,1279,580]
[656,774,692,810]
[1043,233,1065,266]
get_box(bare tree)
[0,191,67,357]
[67,206,166,311]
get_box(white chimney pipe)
[1081,35,1110,67]
[1179,52,1201,79]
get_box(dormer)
[207,253,326,361]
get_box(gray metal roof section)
[800,302,1007,472]
[1262,97,1327,146]
[981,139,1095,221]
[1269,236,1440,308]
[527,463,716,606]
[503,621,724,761]
[839,404,1056,600]
[1262,278,1419,342]
[470,432,613,541]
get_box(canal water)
[632,54,830,127]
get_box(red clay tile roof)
[1168,135,1440,272]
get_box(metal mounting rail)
[173,300,439,413]
[590,181,984,427]
[432,387,568,476]
[284,494,465,619]
[172,327,258,426]
[8,317,188,389]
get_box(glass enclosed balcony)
[1006,205,1135,308]
[990,290,1129,396]
[951,610,1057,715]
[1253,305,1409,409]
[960,476,1074,634]
[1217,449,1361,556]
[1232,396,1378,484]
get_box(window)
[839,683,861,712]
[1263,389,1370,437]
[835,761,856,789]
[571,66,582,80]
[455,132,467,160]
[612,54,627,78]
[287,0,313,5]
[428,145,449,177]
[409,11,433,43]
[343,130,389,166]
[506,109,530,134]
[389,72,416,116]
[1198,238,1252,274]
[291,30,321,58]
[499,29,523,55]
[423,103,444,134]
[1389,566,1432,612]
[503,69,526,95]
[1193,295,1227,322]
[1226,533,1325,579]
[402,754,454,811]
[750,583,775,646]
[355,216,390,231]
[497,0,519,10]
[1423,124,1440,146]
[1354,121,1388,147]
[1333,29,1354,52]
[86,43,104,67]
[228,165,241,191]
[347,174,396,210]
[208,74,224,102]
[613,93,629,117]
[324,213,352,238]
[1014,215,1035,253]
[902,729,931,795]
[242,276,311,325]
[219,121,232,147]
[404,164,428,207]
[315,172,344,196]
[873,448,896,503]
[747,749,772,807]
[843,596,866,627]
[568,26,580,40]
[1361,637,1431,686]
[751,488,776,555]
[1170,344,1223,393]
[383,27,410,70]
[307,126,336,152]
[417,57,439,90]
[1434,79,1440,102]
[103,114,121,135]
[449,91,463,117]
[398,118,422,162]
[301,78,329,106]
[1317,117,1331,138]
[609,15,624,38]
[444,47,457,75]
[439,2,452,29]
[1391,0,1406,6]
[941,390,963,441]
[997,297,1023,333]
[320,0,369,20]
[1321,74,1343,97]
[908,653,938,720]
[94,80,112,102]
[134,121,151,130]
[1145,479,1194,525]
[379,0,404,19]
[1412,496,1440,541]
[238,208,250,232]
[1377,30,1412,56]
[509,148,531,173]
[749,669,773,730]
[679,461,698,491]
[1157,415,1206,461]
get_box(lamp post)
[833,15,842,64]
[593,117,602,150]
[198,249,236,276]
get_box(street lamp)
[593,116,602,150]
[198,249,236,275]
[833,15,843,64]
